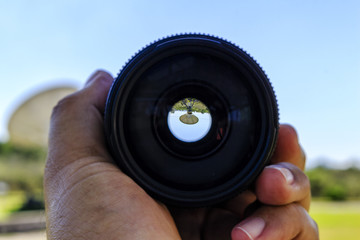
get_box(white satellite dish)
[7,86,77,147]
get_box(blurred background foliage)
[0,142,46,218]
[307,166,360,201]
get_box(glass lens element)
[167,98,212,142]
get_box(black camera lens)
[104,34,279,207]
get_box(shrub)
[325,185,348,201]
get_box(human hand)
[45,70,180,239]
[44,70,318,239]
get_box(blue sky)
[0,0,359,168]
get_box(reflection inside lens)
[167,98,212,142]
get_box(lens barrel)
[105,34,279,207]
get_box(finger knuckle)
[51,92,81,119]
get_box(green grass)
[310,200,360,240]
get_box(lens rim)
[105,34,279,207]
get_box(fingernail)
[235,217,265,240]
[266,165,294,184]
